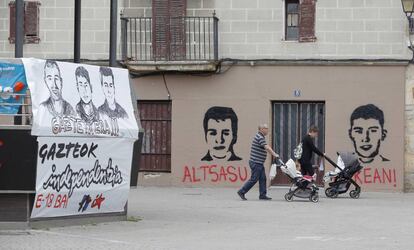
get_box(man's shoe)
[237,190,247,200]
[259,196,272,200]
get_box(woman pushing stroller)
[297,126,326,178]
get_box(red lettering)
[61,194,68,208]
[239,166,248,182]
[227,166,238,182]
[373,169,382,183]
[353,171,362,184]
[54,194,62,208]
[383,168,392,183]
[182,166,192,183]
[219,167,228,181]
[192,167,201,182]
[200,165,209,181]
[209,165,219,182]
[35,194,43,208]
[364,168,372,184]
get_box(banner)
[0,62,27,114]
[31,137,134,218]
[22,58,138,139]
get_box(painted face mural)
[201,106,242,161]
[349,104,389,164]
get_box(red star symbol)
[91,194,105,209]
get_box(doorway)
[271,102,325,186]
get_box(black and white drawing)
[201,106,242,161]
[22,58,139,138]
[98,66,128,120]
[75,66,100,123]
[39,60,75,117]
[349,104,389,164]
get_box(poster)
[22,58,138,139]
[0,62,27,114]
[31,137,134,218]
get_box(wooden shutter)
[24,1,40,43]
[8,2,16,43]
[153,0,170,60]
[152,0,186,60]
[169,0,186,60]
[8,1,40,44]
[298,0,316,43]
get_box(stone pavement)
[0,187,413,250]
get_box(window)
[9,1,41,44]
[285,0,299,41]
[284,0,316,42]
[137,101,172,172]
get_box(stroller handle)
[323,155,343,171]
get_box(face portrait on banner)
[22,58,139,139]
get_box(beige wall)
[133,65,405,192]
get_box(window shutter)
[24,1,40,43]
[152,0,186,60]
[152,0,170,60]
[298,0,316,43]
[8,1,16,43]
[169,0,186,60]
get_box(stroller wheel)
[325,187,338,198]
[310,193,319,203]
[349,190,360,199]
[284,193,293,202]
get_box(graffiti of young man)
[349,104,389,164]
[201,106,242,161]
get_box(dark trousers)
[300,162,315,176]
[239,161,267,198]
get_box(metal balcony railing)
[121,15,219,62]
[0,92,32,126]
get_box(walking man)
[237,124,279,200]
[299,126,325,177]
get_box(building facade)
[1,0,413,191]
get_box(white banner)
[22,58,138,139]
[31,137,134,218]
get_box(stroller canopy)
[337,151,359,168]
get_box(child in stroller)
[277,158,319,203]
[323,152,363,199]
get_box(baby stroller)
[323,152,363,199]
[277,158,319,203]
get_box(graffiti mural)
[348,104,397,188]
[348,104,389,164]
[201,106,242,161]
[182,106,248,184]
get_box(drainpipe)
[109,0,118,67]
[14,0,24,58]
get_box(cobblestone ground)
[0,187,413,250]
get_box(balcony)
[120,15,219,73]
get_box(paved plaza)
[0,187,413,250]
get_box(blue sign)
[0,63,27,114]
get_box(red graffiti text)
[182,165,248,183]
[353,167,397,187]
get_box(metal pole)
[14,0,24,58]
[121,16,127,61]
[109,0,118,67]
[74,0,81,63]
[213,12,219,61]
